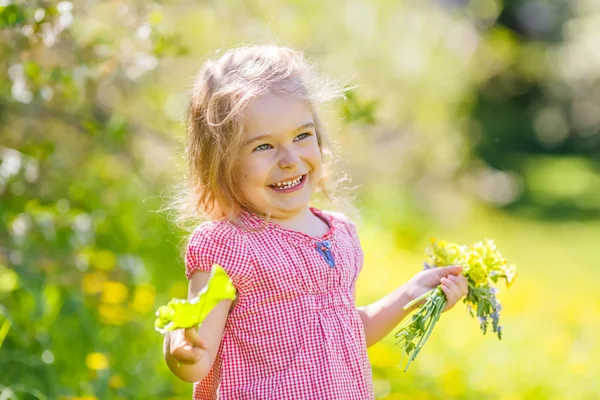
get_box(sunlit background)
[1,0,600,399]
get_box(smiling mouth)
[268,174,306,190]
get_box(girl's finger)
[456,275,468,295]
[449,265,463,275]
[185,327,208,349]
[448,275,468,297]
[170,329,187,349]
[172,346,201,365]
[441,277,462,302]
[435,265,462,280]
[441,285,457,309]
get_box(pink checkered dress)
[184,208,374,399]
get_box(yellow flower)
[85,352,109,370]
[109,374,125,389]
[132,284,156,314]
[81,272,106,295]
[98,304,130,325]
[101,281,128,305]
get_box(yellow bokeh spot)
[91,249,117,271]
[109,374,125,389]
[500,395,522,400]
[85,352,109,370]
[132,284,156,314]
[385,391,433,400]
[384,394,417,400]
[0,265,19,293]
[81,272,106,295]
[148,10,163,24]
[368,343,399,369]
[101,281,129,304]
[98,304,130,325]
[440,368,465,397]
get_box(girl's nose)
[277,147,300,169]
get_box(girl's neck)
[269,207,330,237]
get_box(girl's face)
[235,91,322,220]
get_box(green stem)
[403,287,437,311]
[404,288,447,371]
[397,298,432,334]
[410,297,446,363]
[404,299,440,370]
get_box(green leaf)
[154,264,236,333]
[0,5,26,27]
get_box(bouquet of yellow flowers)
[395,239,517,371]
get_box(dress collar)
[236,207,336,243]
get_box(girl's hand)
[168,327,209,366]
[406,265,468,312]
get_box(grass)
[357,206,600,399]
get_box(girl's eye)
[253,143,273,152]
[294,132,311,141]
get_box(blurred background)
[1,0,599,399]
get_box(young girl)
[163,45,468,400]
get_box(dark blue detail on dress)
[316,240,335,268]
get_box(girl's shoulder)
[184,219,254,284]
[316,208,359,236]
[320,209,354,224]
[189,218,244,245]
[312,208,359,242]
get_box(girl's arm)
[355,285,412,348]
[355,266,467,347]
[163,271,233,383]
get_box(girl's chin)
[261,196,312,216]
[272,199,310,212]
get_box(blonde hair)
[169,44,354,229]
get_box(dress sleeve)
[184,222,254,292]
[341,217,364,271]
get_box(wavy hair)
[168,44,355,230]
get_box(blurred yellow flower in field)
[91,249,117,271]
[78,248,117,271]
[101,281,128,304]
[132,284,156,314]
[99,304,130,325]
[382,394,409,400]
[384,391,433,400]
[85,352,109,370]
[109,374,125,388]
[81,272,106,295]
[368,343,398,369]
[440,368,465,397]
[499,394,522,400]
[0,265,19,293]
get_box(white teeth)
[273,175,303,189]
